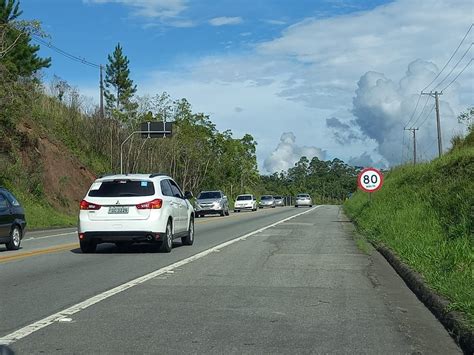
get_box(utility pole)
[99,65,105,118]
[421,91,443,157]
[404,127,419,165]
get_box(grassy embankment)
[344,131,473,327]
[1,93,109,229]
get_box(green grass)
[4,184,77,230]
[344,146,474,327]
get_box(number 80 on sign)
[357,167,384,193]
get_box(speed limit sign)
[358,167,383,192]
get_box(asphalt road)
[0,205,460,354]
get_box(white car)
[295,193,313,208]
[78,174,195,253]
[234,194,257,212]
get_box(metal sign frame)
[120,122,173,174]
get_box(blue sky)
[21,0,474,172]
[24,0,390,84]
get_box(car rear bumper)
[79,231,163,243]
[295,201,312,206]
[196,208,222,215]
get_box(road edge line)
[0,205,321,346]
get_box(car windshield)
[297,194,309,198]
[261,196,273,200]
[236,195,252,201]
[198,191,221,199]
[274,196,282,199]
[88,180,155,197]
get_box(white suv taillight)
[80,200,102,210]
[136,199,163,209]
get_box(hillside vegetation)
[345,129,474,326]
[0,1,362,229]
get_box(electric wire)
[404,24,473,129]
[408,95,431,128]
[416,104,436,128]
[441,58,473,92]
[403,93,422,128]
[433,42,473,91]
[32,35,101,69]
[421,23,473,92]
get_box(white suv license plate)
[108,206,129,214]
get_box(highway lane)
[1,206,460,353]
[0,206,307,337]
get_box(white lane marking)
[0,206,320,346]
[24,231,77,241]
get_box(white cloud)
[263,132,326,173]
[137,0,473,171]
[84,0,187,19]
[263,19,287,25]
[348,59,465,165]
[209,17,243,26]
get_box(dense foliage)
[260,156,360,203]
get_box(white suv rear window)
[88,180,155,197]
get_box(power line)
[421,23,473,92]
[32,35,101,69]
[433,42,473,91]
[403,93,422,128]
[409,95,431,128]
[417,104,436,128]
[404,24,473,129]
[31,35,105,117]
[441,58,473,92]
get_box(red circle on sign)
[357,167,384,192]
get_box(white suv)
[78,174,194,253]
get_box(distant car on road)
[295,193,313,208]
[195,190,229,217]
[273,195,285,207]
[234,194,257,212]
[0,187,26,250]
[78,174,195,253]
[259,195,276,208]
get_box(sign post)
[357,167,384,201]
[120,121,173,174]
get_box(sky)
[22,0,474,173]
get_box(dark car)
[0,187,27,250]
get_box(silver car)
[295,193,313,207]
[195,190,229,217]
[259,195,276,208]
[273,195,284,207]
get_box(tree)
[104,43,137,123]
[457,107,473,127]
[0,0,51,77]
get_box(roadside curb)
[376,245,473,354]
